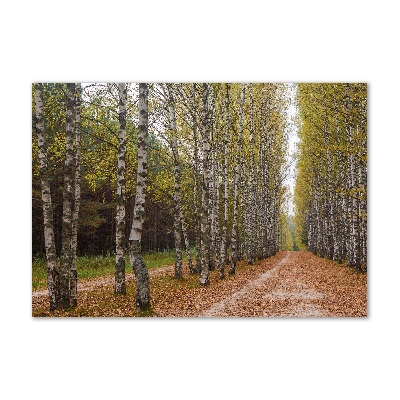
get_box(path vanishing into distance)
[199,251,364,317]
[200,252,306,317]
[32,251,367,317]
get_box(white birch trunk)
[209,152,216,271]
[211,152,221,272]
[34,83,59,311]
[230,83,245,275]
[192,86,202,274]
[60,83,75,309]
[361,161,367,270]
[115,83,127,294]
[209,85,216,271]
[167,84,183,279]
[200,83,211,285]
[218,83,230,279]
[129,83,150,312]
[247,84,256,264]
[340,154,347,263]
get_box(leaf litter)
[32,251,367,317]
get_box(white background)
[1,0,399,399]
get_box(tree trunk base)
[114,285,126,295]
[200,277,209,286]
[135,303,153,316]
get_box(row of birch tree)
[294,83,367,271]
[154,83,289,285]
[33,82,290,312]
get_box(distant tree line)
[294,83,367,271]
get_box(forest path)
[200,252,325,317]
[198,251,366,317]
[201,252,293,316]
[32,251,367,317]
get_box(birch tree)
[59,83,76,309]
[192,84,202,273]
[200,83,211,285]
[217,83,230,279]
[167,84,183,279]
[229,83,245,275]
[34,83,59,311]
[295,83,367,272]
[247,83,256,264]
[154,83,196,277]
[33,81,295,306]
[129,83,151,312]
[115,83,127,294]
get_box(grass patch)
[32,249,193,291]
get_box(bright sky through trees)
[283,83,299,216]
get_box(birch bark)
[34,83,59,311]
[115,83,127,294]
[192,85,202,273]
[208,85,216,271]
[247,84,256,264]
[217,83,230,279]
[230,83,245,275]
[167,84,183,279]
[59,83,75,308]
[200,83,211,285]
[129,83,150,312]
[210,152,215,267]
[361,161,367,270]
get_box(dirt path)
[32,251,367,317]
[200,252,326,317]
[201,252,292,316]
[198,251,366,317]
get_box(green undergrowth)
[32,249,193,291]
